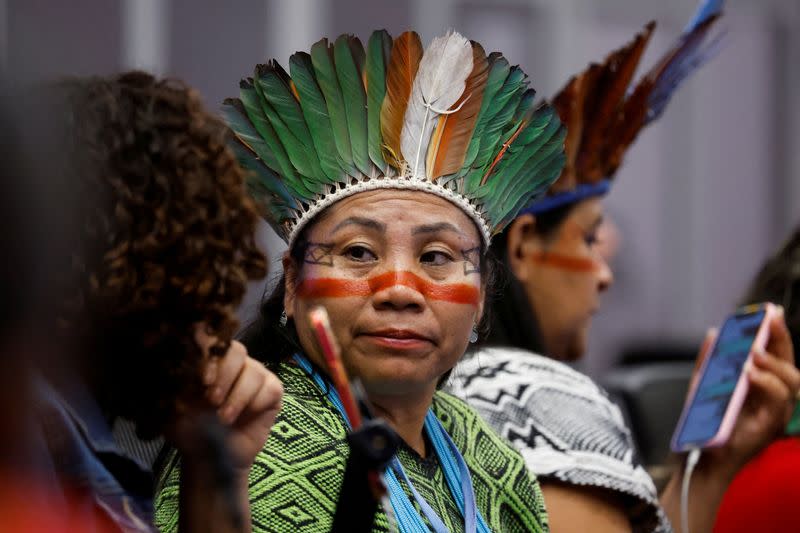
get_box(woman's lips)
[357,329,434,351]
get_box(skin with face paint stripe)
[296,271,482,305]
[283,189,485,455]
[529,250,600,273]
[506,197,613,360]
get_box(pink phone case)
[671,302,777,452]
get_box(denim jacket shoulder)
[35,375,156,533]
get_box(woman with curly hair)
[36,71,283,533]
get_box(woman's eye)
[343,245,377,262]
[585,233,599,247]
[421,250,454,266]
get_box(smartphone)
[671,303,777,452]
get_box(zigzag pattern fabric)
[155,361,549,532]
[224,29,566,246]
[449,347,671,533]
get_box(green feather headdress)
[224,29,566,247]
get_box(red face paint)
[296,270,481,306]
[530,251,600,273]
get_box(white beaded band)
[286,176,492,250]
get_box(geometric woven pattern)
[449,347,671,533]
[155,360,549,532]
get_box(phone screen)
[675,308,766,448]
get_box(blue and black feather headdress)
[524,0,725,216]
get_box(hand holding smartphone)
[671,303,778,452]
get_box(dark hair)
[740,226,800,364]
[55,71,267,437]
[239,239,308,370]
[479,202,577,353]
[240,223,498,370]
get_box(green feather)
[289,51,349,181]
[334,35,372,176]
[483,119,559,199]
[311,38,356,176]
[255,64,326,185]
[511,102,555,146]
[230,141,296,220]
[471,100,565,228]
[504,89,537,138]
[464,88,524,196]
[491,125,565,220]
[472,67,527,169]
[239,79,311,198]
[366,30,393,173]
[221,98,280,173]
[497,113,563,188]
[459,54,511,173]
[499,149,566,228]
[491,124,566,224]
[256,63,315,150]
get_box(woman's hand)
[705,307,800,475]
[198,339,284,470]
[171,335,283,473]
[171,331,283,533]
[662,308,800,533]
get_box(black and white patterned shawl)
[448,347,672,533]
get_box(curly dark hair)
[56,71,267,437]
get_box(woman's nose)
[597,256,614,292]
[370,270,427,312]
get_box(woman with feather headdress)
[155,29,566,532]
[450,1,800,532]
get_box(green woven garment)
[154,361,549,532]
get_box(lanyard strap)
[292,354,488,532]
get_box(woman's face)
[509,197,613,360]
[284,189,485,397]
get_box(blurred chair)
[601,343,696,468]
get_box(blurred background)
[4,0,798,383]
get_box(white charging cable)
[680,448,702,533]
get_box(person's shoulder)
[731,437,800,486]
[451,347,616,418]
[450,348,661,522]
[715,438,800,532]
[453,346,599,391]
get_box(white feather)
[400,31,473,178]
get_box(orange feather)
[576,22,655,181]
[427,42,489,180]
[380,31,423,170]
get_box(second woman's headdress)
[524,0,725,215]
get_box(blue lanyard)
[293,354,489,533]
